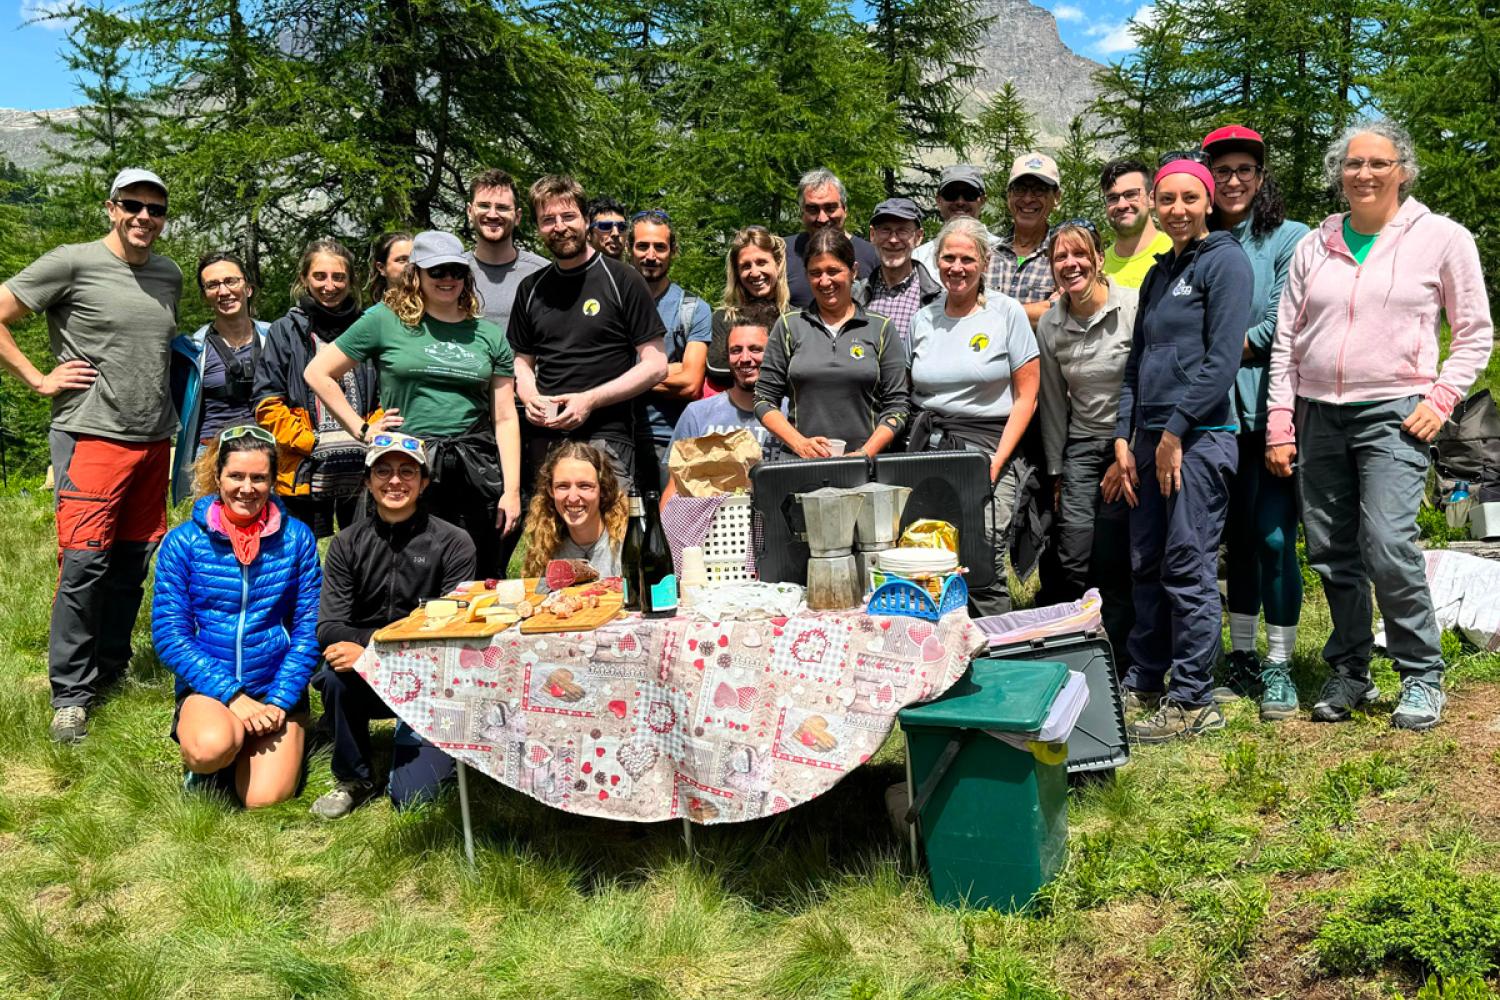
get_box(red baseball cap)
[1201,125,1265,164]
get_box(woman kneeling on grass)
[152,424,322,806]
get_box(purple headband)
[1154,160,1216,203]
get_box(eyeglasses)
[370,433,423,451]
[1342,157,1398,176]
[1211,164,1261,183]
[220,424,276,445]
[631,209,671,224]
[202,276,246,293]
[1158,150,1211,167]
[371,463,421,481]
[591,220,627,233]
[422,263,469,281]
[112,198,167,219]
[1103,188,1146,205]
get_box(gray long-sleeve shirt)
[1035,280,1139,475]
[754,304,909,445]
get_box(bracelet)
[359,420,370,442]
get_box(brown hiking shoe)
[1127,701,1224,744]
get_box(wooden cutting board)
[372,613,517,643]
[520,591,625,634]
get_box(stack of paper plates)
[876,548,958,576]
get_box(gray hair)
[797,168,847,207]
[934,217,993,306]
[1323,119,1420,201]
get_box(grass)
[3,489,1500,998]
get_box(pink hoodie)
[1265,198,1493,446]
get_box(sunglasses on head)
[370,433,422,451]
[423,263,469,281]
[1158,150,1211,168]
[220,424,276,446]
[112,197,168,218]
[591,220,627,233]
[631,209,671,224]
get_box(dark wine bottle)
[621,492,645,611]
[640,491,677,618]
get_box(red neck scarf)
[218,501,270,565]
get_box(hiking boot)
[1311,674,1380,722]
[1121,687,1162,716]
[311,780,380,820]
[49,706,88,743]
[1390,678,1446,731]
[1258,661,1299,722]
[1127,700,1225,744]
[1212,650,1261,704]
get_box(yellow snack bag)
[900,519,958,553]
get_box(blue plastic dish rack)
[866,573,968,621]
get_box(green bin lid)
[899,657,1069,732]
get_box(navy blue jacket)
[1114,230,1253,440]
[152,494,322,710]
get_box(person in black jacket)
[1106,157,1254,744]
[254,238,383,538]
[309,433,477,819]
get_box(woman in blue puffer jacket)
[152,424,322,807]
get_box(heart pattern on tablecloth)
[523,741,553,768]
[921,636,945,663]
[647,700,677,733]
[906,621,935,645]
[616,742,658,778]
[713,683,758,711]
[387,670,421,704]
[607,700,628,719]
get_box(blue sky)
[0,0,1150,111]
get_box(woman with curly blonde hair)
[521,441,628,578]
[304,230,523,576]
[706,226,790,391]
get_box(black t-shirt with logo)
[508,253,666,441]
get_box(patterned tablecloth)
[358,609,984,824]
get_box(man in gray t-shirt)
[0,167,183,744]
[464,167,547,333]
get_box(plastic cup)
[826,438,847,456]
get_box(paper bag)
[668,429,763,496]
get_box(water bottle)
[1451,480,1471,503]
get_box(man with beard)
[660,302,782,504]
[854,197,942,350]
[912,164,996,275]
[465,168,547,333]
[631,209,712,487]
[0,168,183,743]
[587,196,628,260]
[508,175,667,494]
[1100,159,1172,289]
[782,168,881,308]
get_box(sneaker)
[311,780,380,820]
[183,770,219,793]
[49,706,88,743]
[1311,674,1380,722]
[1211,650,1261,704]
[1127,700,1225,744]
[1121,687,1162,715]
[1390,678,1446,731]
[1258,661,1299,722]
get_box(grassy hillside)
[1,491,1498,998]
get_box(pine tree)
[868,0,992,198]
[975,82,1038,188]
[1052,115,1103,229]
[1087,0,1203,161]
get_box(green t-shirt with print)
[335,303,514,438]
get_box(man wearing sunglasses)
[0,167,183,743]
[310,433,475,818]
[586,196,629,260]
[912,164,996,276]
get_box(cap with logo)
[409,230,470,270]
[1200,124,1265,165]
[364,432,429,470]
[938,165,986,197]
[1008,152,1061,189]
[109,168,168,201]
[870,197,922,224]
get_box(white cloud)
[1092,4,1155,56]
[1052,4,1084,22]
[20,0,76,28]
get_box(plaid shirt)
[985,229,1056,305]
[862,268,924,347]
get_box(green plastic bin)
[898,657,1071,911]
